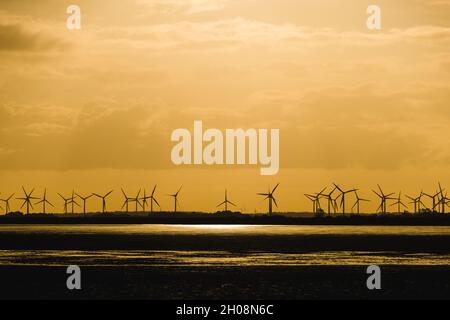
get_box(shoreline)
[2,212,450,226]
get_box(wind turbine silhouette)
[93,191,114,214]
[75,193,93,216]
[334,184,357,215]
[304,194,318,213]
[391,191,407,214]
[258,184,279,215]
[405,192,425,214]
[35,189,54,214]
[141,186,160,213]
[436,183,448,214]
[320,186,337,216]
[304,187,326,214]
[145,185,161,213]
[217,190,236,212]
[372,185,395,214]
[121,188,133,213]
[352,190,370,215]
[423,190,441,213]
[132,189,142,212]
[17,187,38,214]
[169,186,182,213]
[58,193,71,214]
[69,191,80,214]
[0,193,15,214]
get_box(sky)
[0,0,449,213]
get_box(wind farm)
[0,183,449,225]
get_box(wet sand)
[1,225,450,299]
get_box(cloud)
[137,0,228,15]
[0,24,66,52]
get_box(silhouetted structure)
[93,191,114,214]
[169,186,183,213]
[75,193,93,216]
[217,190,237,212]
[391,191,407,214]
[334,184,357,215]
[17,187,38,215]
[58,193,71,214]
[121,188,133,213]
[35,189,54,214]
[352,191,370,215]
[372,185,395,214]
[0,193,15,215]
[258,184,279,215]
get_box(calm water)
[2,224,450,236]
[1,224,450,267]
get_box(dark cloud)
[0,24,65,52]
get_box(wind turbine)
[17,187,38,215]
[391,191,407,214]
[75,193,93,216]
[352,191,370,215]
[217,190,236,212]
[58,193,71,214]
[35,189,54,214]
[146,185,161,213]
[69,191,80,214]
[423,190,441,213]
[319,186,337,216]
[93,190,114,214]
[121,188,133,213]
[304,194,319,214]
[334,184,357,215]
[132,189,142,212]
[372,185,395,214]
[437,183,448,214]
[304,187,326,214]
[405,192,425,214]
[258,184,279,215]
[169,186,182,213]
[0,193,15,214]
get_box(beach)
[1,224,450,300]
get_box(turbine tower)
[258,184,280,215]
[58,193,71,214]
[217,190,237,212]
[372,185,395,214]
[121,188,133,213]
[423,190,441,213]
[35,189,54,214]
[352,191,370,215]
[132,189,142,212]
[0,193,15,214]
[437,183,448,214]
[405,192,425,214]
[304,187,326,214]
[75,193,93,216]
[17,187,38,215]
[391,191,407,214]
[93,190,114,214]
[169,186,182,213]
[320,186,337,216]
[334,184,357,215]
[69,191,80,214]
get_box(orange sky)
[0,0,449,213]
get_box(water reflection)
[1,250,450,267]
